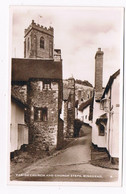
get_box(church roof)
[12,58,62,82]
[101,69,120,99]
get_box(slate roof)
[101,69,120,99]
[11,88,27,107]
[12,58,62,82]
[78,97,93,111]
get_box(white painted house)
[101,70,120,163]
[92,48,120,164]
[78,97,93,125]
[11,88,28,153]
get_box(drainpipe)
[108,86,112,161]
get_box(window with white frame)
[34,107,47,122]
[43,80,51,90]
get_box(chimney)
[95,48,104,101]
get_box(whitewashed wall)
[92,100,106,147]
[10,101,28,152]
[109,75,120,158]
[92,74,120,159]
[78,106,90,125]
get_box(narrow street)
[11,127,118,182]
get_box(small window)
[40,37,44,49]
[43,80,51,90]
[98,124,105,136]
[34,107,47,122]
[100,101,104,110]
[85,115,87,119]
[68,102,71,109]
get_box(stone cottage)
[11,20,63,151]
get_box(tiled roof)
[102,69,120,99]
[78,97,93,111]
[12,58,62,82]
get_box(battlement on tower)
[24,20,54,37]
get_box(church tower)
[24,20,54,59]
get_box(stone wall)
[24,29,53,59]
[27,79,63,150]
[75,83,93,104]
[63,101,68,137]
[67,78,75,137]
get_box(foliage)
[75,79,93,87]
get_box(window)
[85,115,87,119]
[100,98,110,111]
[40,37,44,49]
[43,80,51,90]
[68,102,71,109]
[98,123,105,136]
[34,107,47,122]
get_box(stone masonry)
[67,77,75,137]
[24,20,54,59]
[27,79,62,150]
[12,20,63,152]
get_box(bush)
[74,119,84,137]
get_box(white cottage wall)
[109,75,120,158]
[11,101,28,152]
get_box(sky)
[11,6,124,87]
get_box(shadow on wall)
[74,119,84,137]
[74,119,92,137]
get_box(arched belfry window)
[40,36,44,49]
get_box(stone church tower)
[23,20,63,150]
[95,48,104,101]
[24,20,54,59]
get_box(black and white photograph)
[9,6,124,185]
